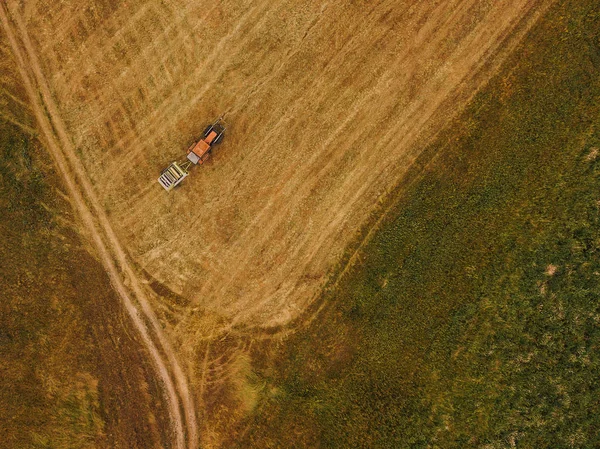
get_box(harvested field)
[0,30,33,132]
[6,0,552,328]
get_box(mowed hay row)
[11,0,551,326]
[0,33,33,131]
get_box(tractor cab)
[187,119,226,165]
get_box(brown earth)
[2,0,554,447]
[1,18,179,449]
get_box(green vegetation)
[232,1,600,447]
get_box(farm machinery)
[158,118,226,191]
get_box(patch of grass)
[0,119,105,448]
[0,117,170,448]
[230,1,600,447]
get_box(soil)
[0,116,171,448]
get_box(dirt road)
[0,4,197,449]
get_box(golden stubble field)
[3,0,554,446]
[14,0,550,327]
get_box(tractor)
[158,118,226,191]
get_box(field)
[3,0,551,328]
[0,0,567,447]
[229,1,600,447]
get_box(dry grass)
[9,0,552,330]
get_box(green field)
[230,1,600,447]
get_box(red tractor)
[186,119,226,165]
[158,118,226,191]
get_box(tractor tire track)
[0,4,197,449]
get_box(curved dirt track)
[0,4,197,449]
